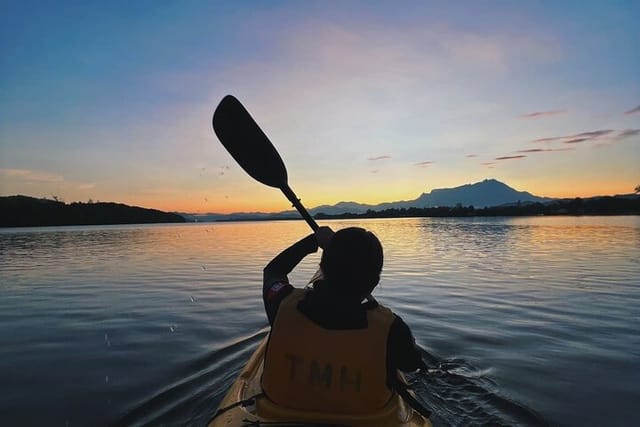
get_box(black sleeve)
[263,234,318,325]
[263,282,293,326]
[387,314,425,374]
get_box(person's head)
[319,227,383,301]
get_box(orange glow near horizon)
[130,181,638,214]
[519,178,638,201]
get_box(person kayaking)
[262,226,426,415]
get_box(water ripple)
[1,218,638,426]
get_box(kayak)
[208,337,432,427]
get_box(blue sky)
[1,1,638,213]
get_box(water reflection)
[0,217,638,426]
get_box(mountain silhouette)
[186,179,553,221]
[412,178,549,208]
[307,178,551,215]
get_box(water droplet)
[105,375,109,383]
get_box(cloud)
[532,136,562,143]
[573,130,615,139]
[465,154,477,158]
[564,138,589,144]
[368,155,392,161]
[517,148,544,153]
[495,155,526,160]
[561,129,637,146]
[624,105,640,115]
[533,129,614,144]
[414,161,434,167]
[0,168,64,183]
[617,129,640,139]
[481,162,495,166]
[0,168,96,195]
[593,129,640,147]
[519,109,566,119]
[516,148,574,153]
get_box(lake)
[1,216,639,426]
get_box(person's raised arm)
[262,227,333,323]
[263,233,317,291]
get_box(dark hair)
[320,227,383,300]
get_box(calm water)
[1,217,639,426]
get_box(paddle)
[212,94,376,294]
[212,95,318,231]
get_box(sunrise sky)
[1,1,638,213]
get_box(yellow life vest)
[262,288,395,414]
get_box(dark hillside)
[0,196,186,227]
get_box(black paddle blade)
[213,95,288,189]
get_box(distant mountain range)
[184,179,556,221]
[2,179,636,227]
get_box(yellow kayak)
[208,337,432,426]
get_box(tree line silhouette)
[0,196,185,227]
[314,196,640,220]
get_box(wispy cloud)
[481,162,495,166]
[368,155,392,161]
[533,128,635,148]
[617,129,640,139]
[495,155,526,160]
[414,161,434,167]
[465,154,477,158]
[575,130,615,139]
[624,105,640,115]
[564,137,589,144]
[533,129,614,144]
[520,109,566,119]
[596,129,640,147]
[0,168,64,182]
[517,148,574,153]
[593,129,640,147]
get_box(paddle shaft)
[280,184,319,231]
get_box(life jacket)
[262,288,395,414]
